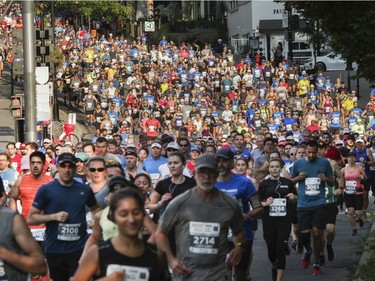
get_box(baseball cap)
[75,152,88,162]
[334,139,344,145]
[43,138,51,144]
[278,136,286,142]
[195,154,218,170]
[108,176,132,192]
[20,143,26,149]
[356,138,365,143]
[58,153,77,165]
[166,142,180,150]
[151,142,162,149]
[348,152,357,158]
[125,151,137,157]
[286,136,294,141]
[216,148,234,160]
[278,141,286,146]
[126,143,136,149]
[346,134,355,141]
[190,145,201,153]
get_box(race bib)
[57,223,81,241]
[189,222,220,254]
[106,264,149,281]
[305,177,321,196]
[269,198,287,217]
[345,180,356,194]
[150,173,159,187]
[0,260,8,281]
[30,228,46,241]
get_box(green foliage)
[289,1,375,84]
[354,229,375,281]
[53,0,133,23]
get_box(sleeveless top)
[0,207,29,281]
[344,165,363,194]
[95,240,161,281]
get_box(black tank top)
[95,240,161,281]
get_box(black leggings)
[262,216,292,270]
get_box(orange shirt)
[19,174,52,228]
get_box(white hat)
[43,138,51,143]
[356,138,364,143]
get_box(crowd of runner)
[1,6,375,281]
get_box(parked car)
[304,52,357,71]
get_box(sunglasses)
[89,167,106,173]
[179,144,188,147]
[290,153,296,156]
[76,159,84,163]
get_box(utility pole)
[23,0,37,142]
[287,4,293,62]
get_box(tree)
[289,1,375,84]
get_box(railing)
[230,38,249,54]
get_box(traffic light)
[10,95,23,118]
[147,0,154,20]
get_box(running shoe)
[291,240,298,251]
[319,255,325,267]
[301,250,312,269]
[359,219,364,228]
[327,244,335,261]
[313,264,322,276]
[352,229,358,236]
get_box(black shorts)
[322,203,338,225]
[297,205,325,231]
[344,193,364,210]
[46,249,83,281]
[227,240,253,271]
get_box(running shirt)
[291,157,333,208]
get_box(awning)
[259,19,309,32]
[259,19,283,32]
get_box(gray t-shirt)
[159,188,243,281]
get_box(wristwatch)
[235,241,245,249]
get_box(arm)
[226,230,246,267]
[148,190,171,214]
[71,245,104,281]
[9,175,22,211]
[0,213,47,275]
[243,193,264,220]
[81,210,103,258]
[155,227,188,276]
[27,206,69,225]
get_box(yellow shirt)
[298,79,310,96]
[84,49,94,63]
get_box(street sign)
[145,21,155,32]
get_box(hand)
[169,257,188,276]
[53,211,69,222]
[318,173,326,181]
[333,189,343,196]
[285,193,296,201]
[161,193,173,204]
[265,197,274,206]
[226,246,243,266]
[299,172,307,180]
[106,270,125,281]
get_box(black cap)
[348,152,357,158]
[125,151,137,158]
[216,148,234,160]
[108,176,132,192]
[196,154,218,170]
[58,153,77,165]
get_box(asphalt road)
[251,208,374,281]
